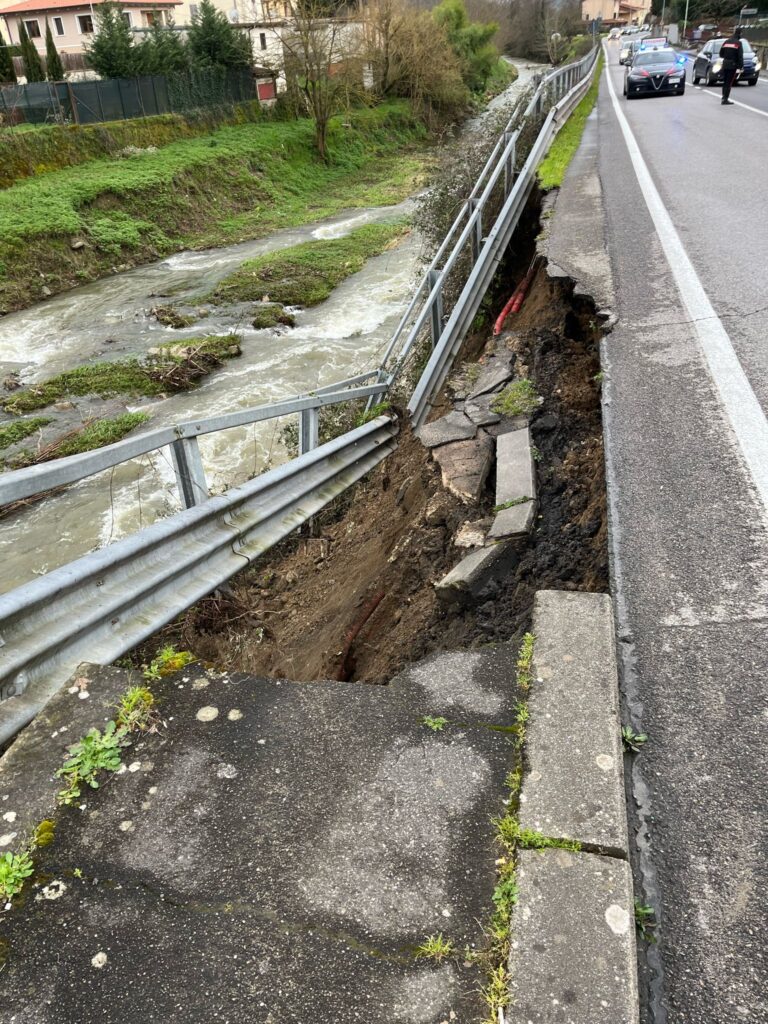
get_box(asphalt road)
[596,41,768,1024]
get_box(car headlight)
[713,60,723,72]
[755,61,762,71]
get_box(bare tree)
[277,1,364,161]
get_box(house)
[0,0,182,55]
[581,0,652,26]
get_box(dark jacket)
[720,36,744,70]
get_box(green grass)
[0,104,429,313]
[251,304,296,329]
[54,413,151,458]
[0,416,52,450]
[537,54,603,190]
[484,58,518,98]
[3,335,240,414]
[489,379,540,417]
[206,221,408,307]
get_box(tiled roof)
[1,0,179,14]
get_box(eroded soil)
[135,262,608,684]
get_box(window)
[23,19,41,38]
[77,13,94,33]
[259,32,267,50]
[121,11,132,26]
[53,16,64,35]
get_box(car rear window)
[633,51,673,66]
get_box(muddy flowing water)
[0,65,542,594]
[0,204,420,592]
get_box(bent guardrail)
[0,46,600,739]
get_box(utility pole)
[682,0,690,45]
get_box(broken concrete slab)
[508,849,639,1023]
[495,427,536,507]
[0,656,518,1023]
[464,392,501,427]
[520,590,628,856]
[487,427,537,541]
[0,662,139,847]
[435,542,509,603]
[432,434,493,504]
[467,357,513,400]
[488,499,535,540]
[416,409,476,448]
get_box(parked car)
[692,37,761,85]
[624,48,687,98]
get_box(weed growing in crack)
[414,933,454,962]
[0,851,34,902]
[516,632,535,692]
[530,444,542,462]
[493,496,533,513]
[622,725,648,753]
[422,715,449,732]
[355,401,391,428]
[490,379,540,417]
[116,686,157,733]
[593,370,605,384]
[495,821,581,853]
[634,900,657,942]
[143,644,195,681]
[56,721,127,806]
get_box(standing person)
[720,27,744,105]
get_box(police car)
[624,40,687,99]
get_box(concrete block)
[495,427,535,507]
[521,591,628,856]
[487,499,535,540]
[432,434,493,504]
[416,410,476,448]
[508,849,639,1024]
[435,542,509,602]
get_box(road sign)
[741,7,757,14]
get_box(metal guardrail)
[0,416,397,742]
[0,47,599,739]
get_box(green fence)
[0,67,258,127]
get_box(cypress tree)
[86,1,137,79]
[18,21,45,83]
[187,0,252,70]
[44,20,65,81]
[0,43,17,84]
[135,20,189,75]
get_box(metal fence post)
[503,133,516,198]
[427,270,444,349]
[299,407,319,456]
[468,199,483,263]
[170,436,208,508]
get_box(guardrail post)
[427,270,444,348]
[299,406,319,456]
[170,436,208,509]
[503,133,516,198]
[468,199,483,263]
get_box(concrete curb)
[506,590,639,1023]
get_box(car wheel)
[693,72,701,84]
[678,85,685,95]
[748,78,757,86]
[707,74,717,86]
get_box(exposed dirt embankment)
[137,255,608,684]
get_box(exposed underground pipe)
[493,257,539,335]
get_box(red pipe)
[493,260,538,335]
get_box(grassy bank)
[206,220,409,309]
[3,335,241,415]
[0,102,266,190]
[0,103,429,314]
[5,412,150,469]
[537,55,602,190]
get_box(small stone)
[70,238,86,251]
[196,706,219,722]
[41,286,52,298]
[454,520,488,548]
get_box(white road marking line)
[697,84,768,117]
[602,44,768,516]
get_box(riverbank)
[0,102,429,315]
